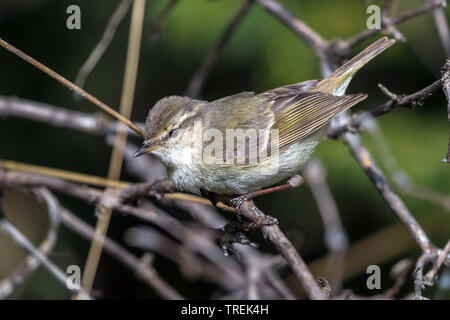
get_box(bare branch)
[304,159,348,295]
[74,0,133,90]
[342,131,434,253]
[0,188,59,299]
[59,206,184,299]
[424,239,450,285]
[81,0,146,295]
[442,59,450,162]
[185,0,253,98]
[0,189,93,298]
[0,96,141,137]
[362,117,450,212]
[0,38,144,137]
[328,78,443,138]
[255,0,328,54]
[429,0,450,56]
[233,199,326,300]
[345,0,447,48]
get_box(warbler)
[134,37,395,202]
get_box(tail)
[315,37,395,95]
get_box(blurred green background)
[0,0,449,299]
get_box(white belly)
[167,133,322,195]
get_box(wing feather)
[268,90,367,150]
[206,81,367,165]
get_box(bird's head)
[134,96,205,162]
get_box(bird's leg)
[229,175,304,210]
[200,189,219,207]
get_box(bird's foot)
[217,221,258,256]
[200,189,219,207]
[229,192,258,211]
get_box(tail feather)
[315,37,395,95]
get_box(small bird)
[134,37,395,203]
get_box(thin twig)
[413,252,437,300]
[150,0,181,41]
[185,0,253,98]
[124,226,243,291]
[0,38,144,136]
[0,219,70,289]
[255,0,327,55]
[327,79,443,138]
[342,131,434,253]
[74,0,133,90]
[0,190,91,298]
[172,199,296,299]
[0,96,141,137]
[0,160,231,209]
[424,239,450,285]
[59,206,184,299]
[361,116,450,211]
[0,188,59,299]
[234,199,326,300]
[381,0,405,42]
[429,0,450,57]
[344,0,447,48]
[304,159,348,295]
[442,59,450,162]
[81,0,146,295]
[0,167,245,290]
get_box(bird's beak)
[133,142,159,158]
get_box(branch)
[344,0,447,48]
[185,0,253,98]
[0,38,144,137]
[124,226,242,292]
[442,59,450,162]
[0,189,92,298]
[74,0,133,90]
[304,159,348,295]
[0,96,141,137]
[233,199,326,300]
[342,131,434,253]
[59,206,184,299]
[0,168,247,291]
[361,116,450,212]
[255,0,328,55]
[424,239,450,285]
[327,78,443,138]
[169,198,296,299]
[150,0,181,42]
[0,188,59,299]
[429,0,450,56]
[81,0,146,295]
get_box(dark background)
[0,0,449,299]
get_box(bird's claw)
[217,221,258,256]
[229,192,257,210]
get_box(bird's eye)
[168,128,179,138]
